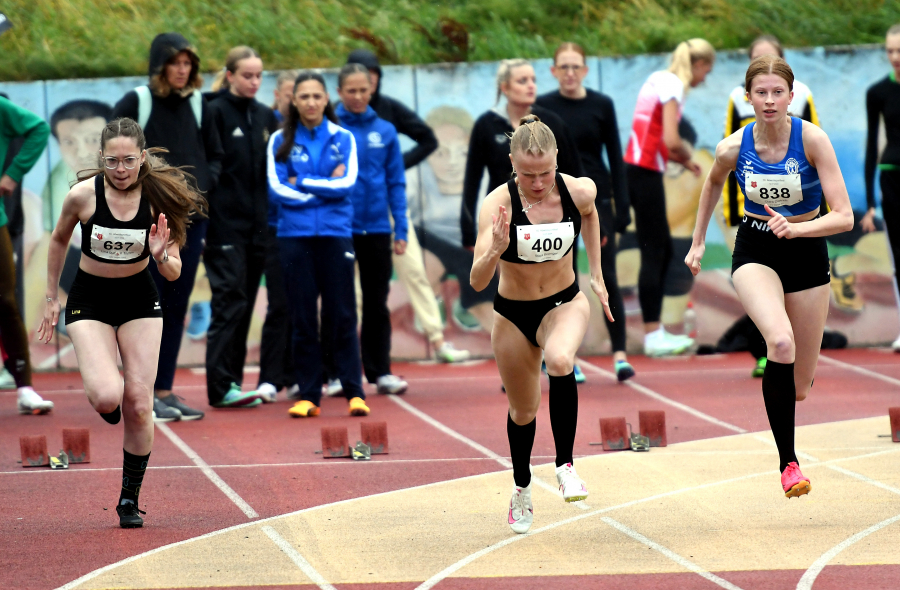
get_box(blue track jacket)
[335,104,408,242]
[266,119,358,237]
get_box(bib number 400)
[531,237,563,253]
[104,241,134,251]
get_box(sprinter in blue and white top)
[685,56,852,500]
[266,71,371,419]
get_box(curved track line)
[262,525,336,590]
[601,517,745,590]
[576,359,748,434]
[795,513,900,590]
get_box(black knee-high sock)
[120,449,150,506]
[507,414,535,488]
[549,371,578,467]
[761,360,798,472]
[101,405,121,425]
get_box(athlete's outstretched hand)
[490,205,510,254]
[590,275,615,322]
[149,213,170,261]
[764,204,796,239]
[37,298,60,344]
[684,242,705,276]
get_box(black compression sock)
[119,449,151,506]
[761,360,798,472]
[548,371,578,467]
[507,414,535,488]
[100,405,121,425]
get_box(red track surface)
[1,349,898,590]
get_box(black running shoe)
[116,502,146,528]
[158,394,205,421]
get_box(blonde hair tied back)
[668,38,716,95]
[509,114,557,158]
[495,58,532,104]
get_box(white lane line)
[818,354,900,388]
[795,513,900,590]
[386,395,588,509]
[156,423,259,519]
[601,517,745,590]
[36,343,75,370]
[577,358,748,434]
[826,464,900,495]
[262,525,336,590]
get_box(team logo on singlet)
[785,158,799,175]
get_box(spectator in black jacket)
[204,46,279,407]
[112,32,223,422]
[461,59,585,250]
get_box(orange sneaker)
[348,397,370,416]
[781,462,811,498]
[288,400,320,418]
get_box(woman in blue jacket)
[267,71,369,418]
[335,63,410,395]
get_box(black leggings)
[881,169,900,297]
[627,164,671,324]
[598,200,626,352]
[0,226,31,387]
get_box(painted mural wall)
[2,44,896,370]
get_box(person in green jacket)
[0,95,53,414]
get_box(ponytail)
[275,71,338,162]
[667,38,716,95]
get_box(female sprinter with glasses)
[38,118,206,527]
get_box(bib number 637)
[104,241,134,251]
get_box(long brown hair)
[744,55,794,93]
[211,46,261,92]
[149,50,203,98]
[275,72,339,162]
[76,118,207,248]
[553,42,586,64]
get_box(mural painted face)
[503,65,537,107]
[887,33,900,76]
[293,79,329,128]
[339,72,372,114]
[551,51,588,97]
[164,52,193,90]
[429,123,469,194]
[228,57,263,99]
[512,150,557,199]
[101,136,145,191]
[57,116,105,173]
[748,73,793,123]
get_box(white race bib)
[745,173,803,208]
[90,225,147,261]
[516,222,574,262]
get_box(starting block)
[360,421,389,454]
[62,428,91,463]
[19,435,49,467]
[321,427,350,458]
[598,417,629,451]
[639,411,667,447]
[890,407,900,443]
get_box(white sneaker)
[555,462,589,502]
[643,328,693,358]
[376,374,408,395]
[0,368,15,390]
[256,382,278,403]
[435,341,471,363]
[324,379,344,397]
[508,480,534,534]
[892,334,900,352]
[17,387,54,415]
[286,384,301,400]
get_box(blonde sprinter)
[471,115,612,534]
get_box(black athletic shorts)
[65,267,162,327]
[731,215,830,294]
[493,280,580,348]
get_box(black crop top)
[500,173,582,264]
[81,174,153,264]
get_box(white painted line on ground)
[262,525,336,590]
[577,358,748,434]
[826,464,900,496]
[386,395,588,508]
[601,517,745,590]
[795,513,900,590]
[36,343,75,370]
[156,422,259,519]
[819,354,900,388]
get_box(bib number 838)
[104,241,134,251]
[758,187,791,200]
[531,237,563,253]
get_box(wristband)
[156,250,169,264]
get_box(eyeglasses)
[102,156,140,170]
[556,65,583,72]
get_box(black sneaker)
[152,397,182,422]
[158,394,205,421]
[116,502,146,528]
